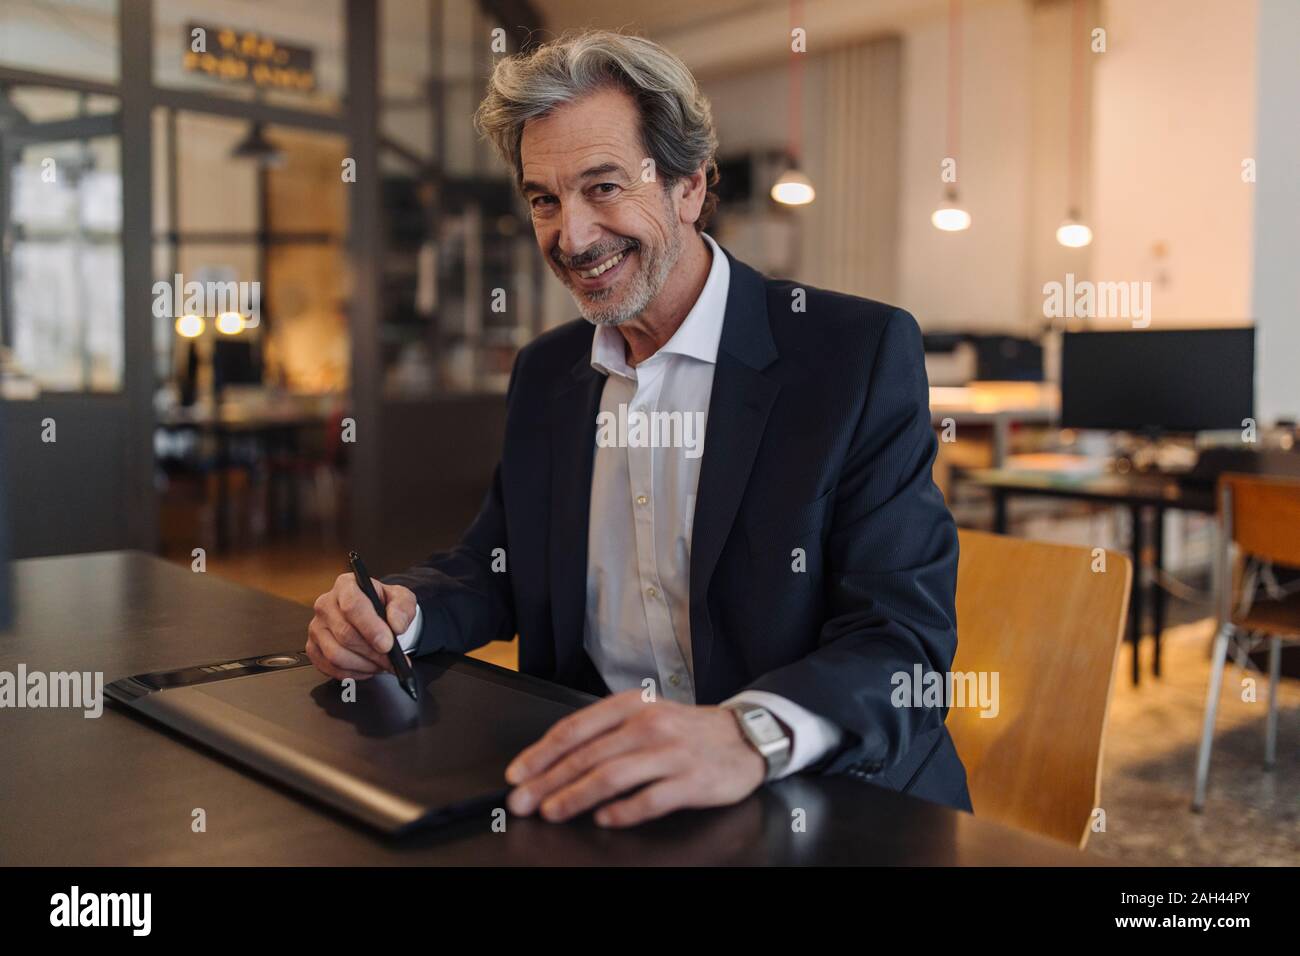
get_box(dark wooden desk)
[0,551,1087,866]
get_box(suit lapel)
[548,353,604,681]
[688,250,780,693]
[544,248,780,696]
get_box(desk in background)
[157,400,342,551]
[0,551,1086,866]
[958,449,1300,686]
[929,382,1059,469]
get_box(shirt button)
[646,586,658,599]
[669,674,681,687]
[636,495,648,506]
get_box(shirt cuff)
[722,690,843,779]
[395,603,423,654]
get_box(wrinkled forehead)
[520,89,645,188]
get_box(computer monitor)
[212,339,262,391]
[973,335,1044,382]
[1060,328,1254,433]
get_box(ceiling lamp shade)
[932,0,970,233]
[231,122,285,168]
[1056,212,1093,248]
[175,314,205,338]
[931,188,971,232]
[215,311,247,335]
[771,168,816,206]
[1057,0,1093,248]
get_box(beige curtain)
[800,35,903,303]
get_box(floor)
[173,537,1298,865]
[1088,620,1299,865]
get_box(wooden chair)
[950,529,1132,847]
[1192,473,1300,811]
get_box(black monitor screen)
[1060,328,1254,433]
[213,339,262,390]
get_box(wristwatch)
[724,703,792,782]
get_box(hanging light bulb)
[1056,209,1093,247]
[931,187,971,232]
[771,167,815,206]
[175,314,205,338]
[215,312,247,335]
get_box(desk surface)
[961,465,1217,511]
[0,551,1087,866]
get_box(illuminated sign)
[182,22,316,92]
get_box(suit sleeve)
[743,308,959,777]
[380,361,520,657]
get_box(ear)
[674,163,709,227]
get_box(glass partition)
[378,0,541,396]
[0,0,118,84]
[153,0,345,115]
[3,111,123,392]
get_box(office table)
[0,551,1087,866]
[958,466,1215,687]
[929,383,1059,468]
[157,406,339,551]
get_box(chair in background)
[949,529,1132,847]
[1193,473,1300,811]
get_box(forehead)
[520,87,643,183]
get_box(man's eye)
[531,196,556,210]
[593,183,619,196]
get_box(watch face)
[741,708,785,745]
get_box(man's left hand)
[504,690,767,828]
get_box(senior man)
[307,30,970,827]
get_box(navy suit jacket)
[385,244,972,812]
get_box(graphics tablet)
[105,652,597,834]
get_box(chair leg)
[1264,635,1281,770]
[1193,622,1234,812]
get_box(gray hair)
[474,30,720,232]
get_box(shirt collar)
[590,232,730,378]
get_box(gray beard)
[569,228,683,328]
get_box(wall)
[1089,0,1256,328]
[896,0,1035,332]
[1251,0,1300,424]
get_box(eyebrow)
[520,162,628,197]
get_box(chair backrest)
[1219,473,1300,569]
[949,529,1131,847]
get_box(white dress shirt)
[400,232,841,777]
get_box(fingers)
[305,618,384,681]
[332,573,395,654]
[377,582,417,635]
[526,748,687,823]
[506,724,646,815]
[505,690,647,785]
[594,777,697,828]
[316,596,391,671]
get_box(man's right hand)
[305,574,418,681]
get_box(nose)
[557,201,603,264]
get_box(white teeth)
[578,249,627,279]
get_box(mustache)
[555,240,638,270]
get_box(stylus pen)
[348,550,419,701]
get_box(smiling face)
[520,86,702,327]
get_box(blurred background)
[0,0,1296,862]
